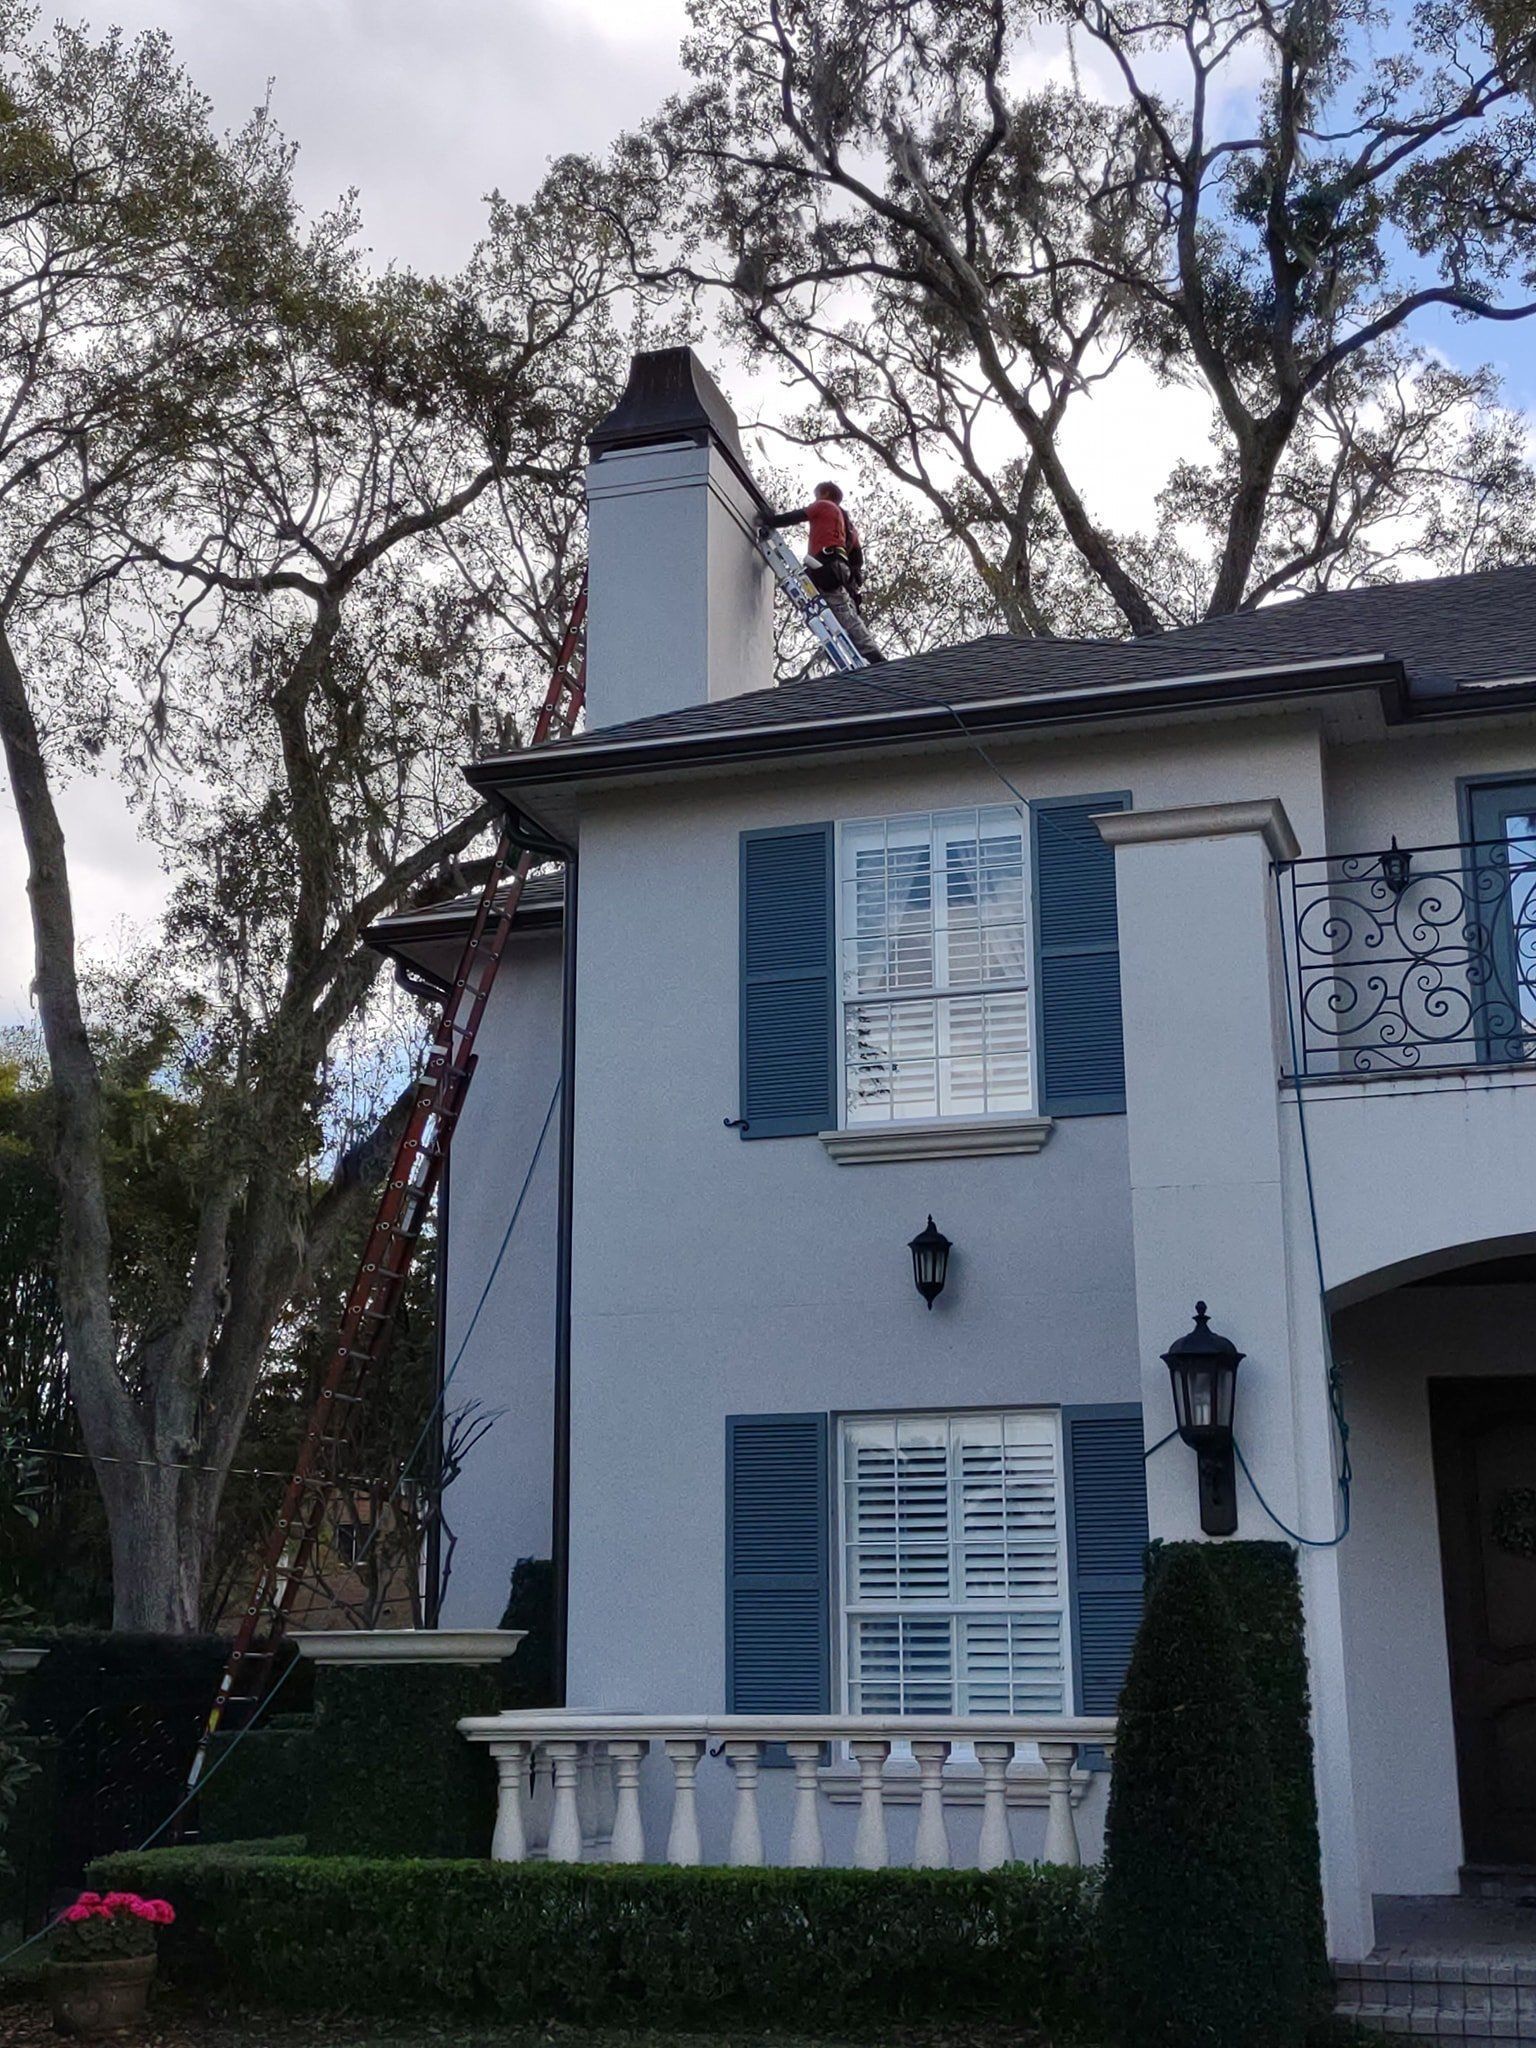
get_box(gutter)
[464,652,1408,795]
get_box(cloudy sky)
[0,3,1530,1021]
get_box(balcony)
[1277,839,1536,1083]
[459,1711,1117,1872]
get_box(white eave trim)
[819,1116,1055,1164]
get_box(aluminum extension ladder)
[758,528,869,673]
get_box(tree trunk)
[95,1450,216,1634]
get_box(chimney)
[585,348,775,730]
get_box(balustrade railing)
[1277,839,1536,1080]
[459,1712,1117,1872]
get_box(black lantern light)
[1379,835,1413,896]
[1161,1301,1244,1536]
[908,1216,952,1309]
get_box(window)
[1466,776,1536,1054]
[839,1411,1069,1715]
[839,808,1032,1125]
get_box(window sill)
[818,1117,1054,1164]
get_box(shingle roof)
[363,868,564,954]
[505,561,1536,762]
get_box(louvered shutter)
[726,1413,830,1712]
[739,825,836,1138]
[1032,794,1129,1115]
[1063,1404,1148,1747]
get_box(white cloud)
[0,772,168,1024]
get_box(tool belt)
[806,547,852,595]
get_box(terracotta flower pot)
[47,1952,157,2038]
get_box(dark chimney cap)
[589,347,752,475]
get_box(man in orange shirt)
[760,481,886,664]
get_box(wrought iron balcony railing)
[1276,839,1536,1081]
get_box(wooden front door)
[1431,1377,1536,1868]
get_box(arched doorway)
[1332,1244,1536,1896]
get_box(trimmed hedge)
[89,1844,1101,2036]
[9,1630,231,1732]
[199,1719,315,1845]
[1161,1540,1331,2025]
[307,1662,499,1859]
[1102,1543,1308,2048]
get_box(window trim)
[834,805,1037,1132]
[833,1405,1073,1721]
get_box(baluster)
[974,1740,1015,1871]
[545,1740,584,1863]
[593,1745,617,1848]
[911,1739,952,1870]
[664,1738,705,1866]
[785,1741,825,1868]
[850,1739,891,1870]
[606,1739,647,1863]
[724,1740,765,1867]
[576,1745,599,1854]
[1038,1742,1081,1868]
[489,1741,529,1863]
[528,1752,553,1854]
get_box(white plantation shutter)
[842,1413,1068,1715]
[840,809,1034,1124]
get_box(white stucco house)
[368,348,1536,1972]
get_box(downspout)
[423,1154,449,1627]
[551,848,578,1704]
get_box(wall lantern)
[1161,1301,1244,1536]
[908,1216,952,1310]
[1379,835,1413,896]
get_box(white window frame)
[835,1408,1072,1720]
[835,806,1036,1129]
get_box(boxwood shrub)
[306,1663,499,1859]
[1163,1540,1331,2025]
[1101,1543,1308,2048]
[199,1718,315,1845]
[90,1844,1101,2037]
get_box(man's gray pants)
[822,586,883,662]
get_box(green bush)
[307,1662,499,1858]
[199,1718,315,1844]
[1102,1542,1308,2048]
[1159,1541,1331,2026]
[9,1629,230,1733]
[89,1844,1101,2037]
[0,1734,54,1933]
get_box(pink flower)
[128,1901,155,1921]
[103,1893,138,1910]
[150,1902,175,1926]
[73,1893,101,1909]
[61,1905,93,1924]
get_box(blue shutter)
[739,825,836,1138]
[726,1413,830,1712]
[1063,1404,1148,1742]
[1032,794,1129,1115]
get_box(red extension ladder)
[189,581,587,1786]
